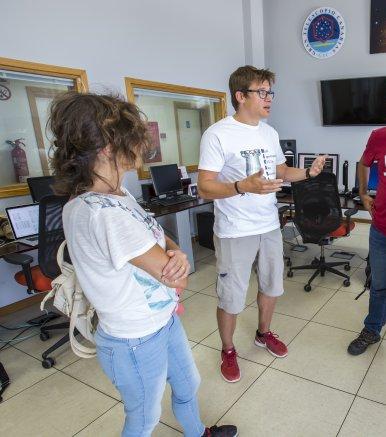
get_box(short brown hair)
[48,91,151,196]
[229,66,275,110]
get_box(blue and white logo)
[303,7,345,59]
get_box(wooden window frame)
[124,77,227,180]
[0,57,88,198]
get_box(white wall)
[0,0,250,206]
[263,0,386,188]
[0,0,265,306]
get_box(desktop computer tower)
[141,183,156,203]
[196,212,215,250]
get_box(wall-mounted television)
[321,76,386,126]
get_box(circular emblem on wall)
[302,7,345,59]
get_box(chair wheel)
[42,357,55,369]
[286,259,292,267]
[344,264,351,271]
[311,258,319,267]
[40,332,50,341]
[287,270,294,278]
[343,279,350,287]
[304,284,312,292]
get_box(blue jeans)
[94,315,205,437]
[364,225,386,335]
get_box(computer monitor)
[298,153,339,182]
[150,164,182,196]
[6,203,39,239]
[354,161,378,192]
[27,176,55,202]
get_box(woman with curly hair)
[49,91,237,437]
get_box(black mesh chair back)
[27,176,55,203]
[38,194,69,279]
[291,172,342,244]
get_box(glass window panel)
[133,87,223,173]
[0,71,74,186]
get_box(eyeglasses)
[242,89,275,100]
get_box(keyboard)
[26,236,38,242]
[156,195,195,206]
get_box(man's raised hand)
[239,169,283,195]
[309,154,328,177]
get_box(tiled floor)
[1,223,385,436]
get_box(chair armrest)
[343,207,358,237]
[344,208,358,218]
[3,253,33,266]
[3,253,35,293]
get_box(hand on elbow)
[162,250,191,282]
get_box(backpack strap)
[40,240,67,312]
[69,285,96,358]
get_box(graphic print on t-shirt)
[133,271,176,311]
[82,192,163,240]
[240,148,277,179]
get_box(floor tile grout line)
[0,365,59,405]
[72,400,121,436]
[180,291,199,303]
[305,320,365,335]
[194,341,272,367]
[215,365,271,426]
[157,421,183,435]
[335,394,357,436]
[59,367,121,402]
[185,282,217,293]
[355,393,386,407]
[192,328,220,346]
[268,366,357,398]
[353,338,384,397]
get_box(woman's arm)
[130,243,188,289]
[162,235,191,281]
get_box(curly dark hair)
[48,91,151,196]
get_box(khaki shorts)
[214,228,284,314]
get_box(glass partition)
[125,78,227,179]
[0,57,88,198]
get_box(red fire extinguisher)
[6,138,30,183]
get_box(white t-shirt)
[199,116,286,238]
[62,189,178,338]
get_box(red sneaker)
[220,348,240,383]
[254,331,288,358]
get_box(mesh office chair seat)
[287,172,357,292]
[4,195,71,368]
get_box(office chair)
[287,172,357,292]
[3,195,71,368]
[27,176,55,203]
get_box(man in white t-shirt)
[198,66,326,383]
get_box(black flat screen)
[321,77,386,126]
[150,164,181,195]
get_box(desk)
[148,198,213,273]
[0,241,33,259]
